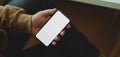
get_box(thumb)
[43,8,57,16]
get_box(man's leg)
[20,24,100,57]
[55,24,100,57]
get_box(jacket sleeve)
[0,5,32,34]
[0,29,7,53]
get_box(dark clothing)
[6,0,99,57]
[20,24,99,57]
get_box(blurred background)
[56,0,120,57]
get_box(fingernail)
[53,8,57,10]
[52,41,56,46]
[67,24,71,29]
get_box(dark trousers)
[6,0,99,57]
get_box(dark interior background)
[56,0,120,57]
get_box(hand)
[32,8,71,46]
[52,24,71,46]
[32,8,57,35]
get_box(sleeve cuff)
[15,14,32,34]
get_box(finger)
[51,41,56,46]
[54,36,60,41]
[43,8,57,16]
[66,24,71,29]
[50,8,57,15]
[60,30,65,37]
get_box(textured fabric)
[0,29,7,54]
[0,5,32,34]
[0,5,32,55]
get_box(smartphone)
[36,10,70,46]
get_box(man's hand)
[32,8,57,35]
[52,24,71,45]
[32,8,71,46]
